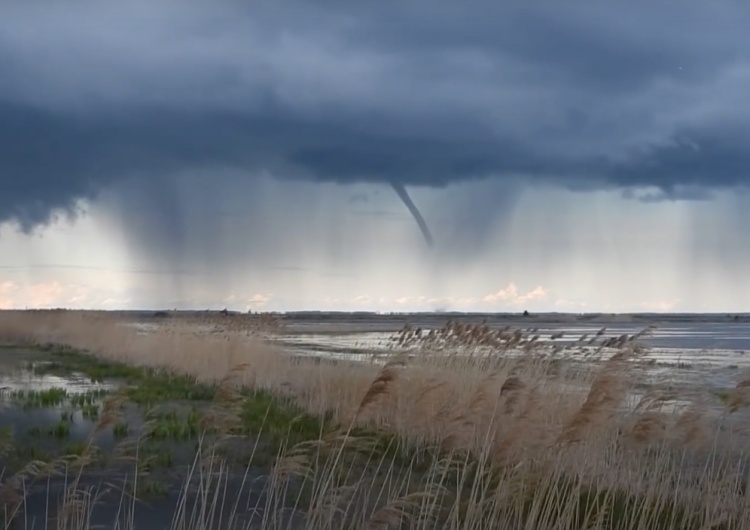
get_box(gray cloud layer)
[2,0,750,230]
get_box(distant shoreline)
[1,308,748,326]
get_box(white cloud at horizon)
[0,278,705,315]
[1,182,749,314]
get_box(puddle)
[0,349,283,529]
[0,367,115,394]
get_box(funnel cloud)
[390,182,434,248]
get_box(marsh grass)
[1,311,750,528]
[5,388,69,409]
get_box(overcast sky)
[2,0,750,312]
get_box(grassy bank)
[1,310,750,528]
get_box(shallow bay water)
[275,319,750,390]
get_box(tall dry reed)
[2,310,750,528]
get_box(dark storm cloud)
[1,0,750,230]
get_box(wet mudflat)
[0,345,317,529]
[276,320,750,409]
[6,315,750,529]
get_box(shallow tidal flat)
[0,345,316,529]
[2,312,750,528]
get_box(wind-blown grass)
[1,310,749,528]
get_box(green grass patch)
[154,449,174,468]
[69,389,109,407]
[146,409,200,441]
[137,479,170,500]
[81,403,100,420]
[238,389,328,444]
[125,372,216,406]
[62,442,87,456]
[7,387,69,408]
[47,420,71,438]
[113,421,129,439]
[29,346,144,382]
[28,346,218,405]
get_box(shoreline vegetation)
[0,311,749,528]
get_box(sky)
[1,0,750,313]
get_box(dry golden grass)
[2,310,750,528]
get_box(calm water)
[276,321,750,357]
[274,320,750,398]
